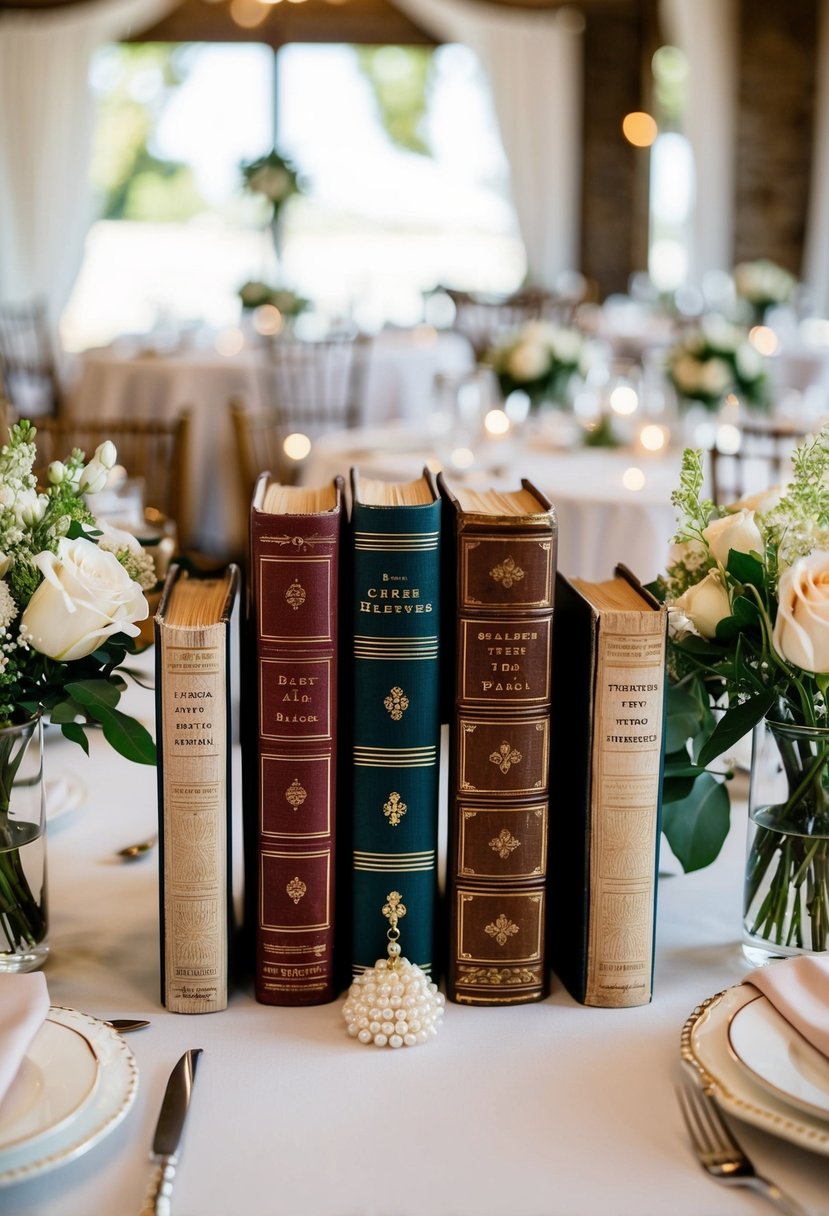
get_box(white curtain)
[0,0,174,324]
[392,0,584,288]
[660,0,738,287]
[803,0,829,316]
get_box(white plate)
[682,986,829,1156]
[0,1006,139,1186]
[0,1018,99,1151]
[728,991,829,1120]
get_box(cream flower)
[674,571,731,639]
[773,551,829,672]
[703,508,763,567]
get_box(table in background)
[69,328,472,558]
[4,666,829,1216]
[302,424,681,584]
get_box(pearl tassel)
[342,892,445,1048]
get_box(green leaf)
[664,685,705,754]
[61,722,89,755]
[662,773,731,871]
[662,775,698,803]
[726,549,765,590]
[86,702,156,765]
[65,679,122,710]
[714,596,760,640]
[50,698,83,724]
[696,691,777,770]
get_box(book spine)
[446,515,556,1005]
[350,500,441,974]
[583,613,665,1008]
[252,508,340,1005]
[157,619,229,1014]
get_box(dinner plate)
[0,1018,99,1151]
[681,985,829,1156]
[728,991,829,1120]
[0,1006,139,1186]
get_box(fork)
[676,1082,810,1216]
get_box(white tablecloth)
[3,662,829,1216]
[70,329,472,557]
[302,425,681,585]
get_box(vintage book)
[250,474,343,1005]
[439,476,557,1005]
[155,562,240,1014]
[549,566,667,1008]
[350,470,441,975]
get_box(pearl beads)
[343,956,445,1048]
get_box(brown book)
[439,477,557,1005]
[155,563,240,1014]
[249,474,343,1005]
[549,567,667,1008]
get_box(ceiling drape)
[391,0,584,289]
[0,0,175,326]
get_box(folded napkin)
[0,972,49,1108]
[743,955,829,1058]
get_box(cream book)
[155,563,240,1013]
[549,565,667,1008]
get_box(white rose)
[674,571,731,639]
[773,551,829,672]
[22,536,148,661]
[508,339,551,383]
[703,508,763,566]
[79,459,108,495]
[726,484,785,515]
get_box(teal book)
[350,469,441,975]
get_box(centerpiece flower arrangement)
[666,317,769,412]
[0,421,155,962]
[650,424,829,955]
[240,147,301,222]
[237,279,309,318]
[482,320,591,410]
[733,258,796,323]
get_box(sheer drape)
[660,0,738,287]
[392,0,583,288]
[0,0,173,323]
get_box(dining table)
[67,327,473,560]
[301,422,684,587]
[2,654,829,1216]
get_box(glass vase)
[743,717,829,964]
[0,716,48,972]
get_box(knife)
[139,1049,202,1216]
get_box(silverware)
[117,832,158,860]
[677,1082,810,1216]
[140,1048,202,1216]
[105,1018,150,1033]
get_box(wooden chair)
[243,332,370,486]
[708,419,809,505]
[443,286,573,360]
[33,412,191,531]
[0,299,63,418]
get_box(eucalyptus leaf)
[91,703,156,766]
[60,722,89,755]
[662,773,731,871]
[696,691,777,770]
[662,775,698,803]
[50,698,83,724]
[664,685,706,754]
[65,679,122,709]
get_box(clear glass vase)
[743,717,829,965]
[0,716,48,972]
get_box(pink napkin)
[743,955,829,1058]
[0,972,49,1107]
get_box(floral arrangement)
[482,320,591,410]
[0,421,155,959]
[733,258,796,321]
[240,147,301,220]
[649,425,829,951]
[666,317,769,412]
[238,280,309,317]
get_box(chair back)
[444,287,572,360]
[33,412,190,528]
[230,399,288,505]
[708,419,808,505]
[0,300,62,418]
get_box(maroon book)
[250,475,343,1005]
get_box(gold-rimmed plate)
[0,1006,139,1186]
[728,990,829,1121]
[0,1017,100,1151]
[681,985,829,1157]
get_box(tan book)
[438,475,557,1006]
[549,566,667,1008]
[155,563,240,1013]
